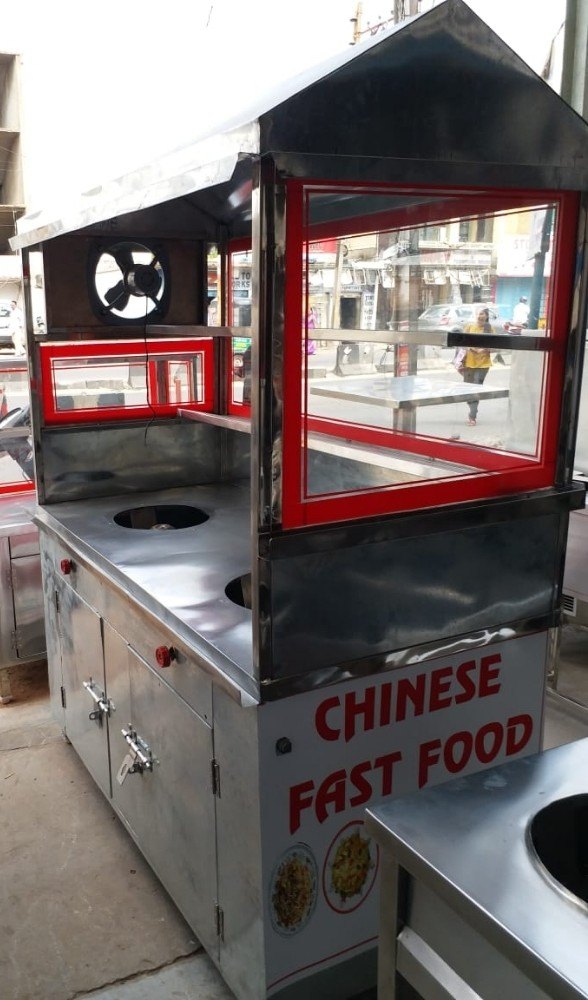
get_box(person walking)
[461,306,492,426]
[8,299,25,356]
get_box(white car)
[414,303,508,335]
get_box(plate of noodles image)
[270,843,318,936]
[322,819,379,914]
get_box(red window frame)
[227,237,252,418]
[281,180,578,529]
[40,338,214,425]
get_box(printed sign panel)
[259,632,547,996]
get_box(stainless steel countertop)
[0,492,38,537]
[34,484,256,703]
[366,737,588,1000]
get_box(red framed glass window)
[281,180,578,529]
[40,338,214,425]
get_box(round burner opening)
[114,504,209,530]
[225,574,252,610]
[530,794,588,905]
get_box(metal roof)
[12,0,588,250]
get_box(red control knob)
[155,645,175,668]
[60,558,73,575]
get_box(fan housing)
[87,240,171,324]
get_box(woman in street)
[461,306,492,426]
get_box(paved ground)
[1,626,587,1000]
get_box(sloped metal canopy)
[12,0,588,250]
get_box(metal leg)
[378,854,404,998]
[0,666,13,704]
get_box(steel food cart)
[10,1,588,996]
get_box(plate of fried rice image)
[322,819,379,914]
[270,843,318,935]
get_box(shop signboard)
[259,631,547,995]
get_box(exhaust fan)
[88,240,171,324]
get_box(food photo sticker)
[270,843,318,936]
[322,819,379,914]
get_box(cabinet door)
[11,554,46,660]
[106,624,218,954]
[58,583,111,797]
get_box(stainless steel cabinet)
[0,526,46,688]
[46,543,220,958]
[105,621,218,956]
[56,581,111,797]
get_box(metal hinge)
[211,758,221,797]
[215,903,224,940]
[60,685,66,709]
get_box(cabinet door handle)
[121,726,156,772]
[83,679,115,721]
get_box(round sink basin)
[225,574,252,610]
[114,504,209,530]
[530,794,588,905]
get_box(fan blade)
[104,280,130,310]
[112,247,135,274]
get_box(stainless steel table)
[366,737,588,1000]
[311,374,509,431]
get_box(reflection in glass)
[0,362,34,489]
[50,350,206,413]
[300,190,556,500]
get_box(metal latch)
[83,679,115,723]
[120,726,157,773]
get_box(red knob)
[60,558,73,575]
[155,645,174,668]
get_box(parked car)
[0,304,13,349]
[410,302,509,335]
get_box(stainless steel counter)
[366,737,588,1000]
[0,493,39,537]
[34,483,254,698]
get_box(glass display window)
[40,338,214,425]
[281,181,578,528]
[0,359,34,494]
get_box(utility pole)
[394,0,419,23]
[350,2,363,44]
[561,0,588,116]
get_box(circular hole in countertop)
[114,504,209,530]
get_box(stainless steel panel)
[213,687,265,1000]
[8,529,39,558]
[268,512,565,679]
[11,553,45,660]
[39,538,66,724]
[58,581,110,796]
[40,421,222,504]
[0,536,16,666]
[107,623,218,957]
